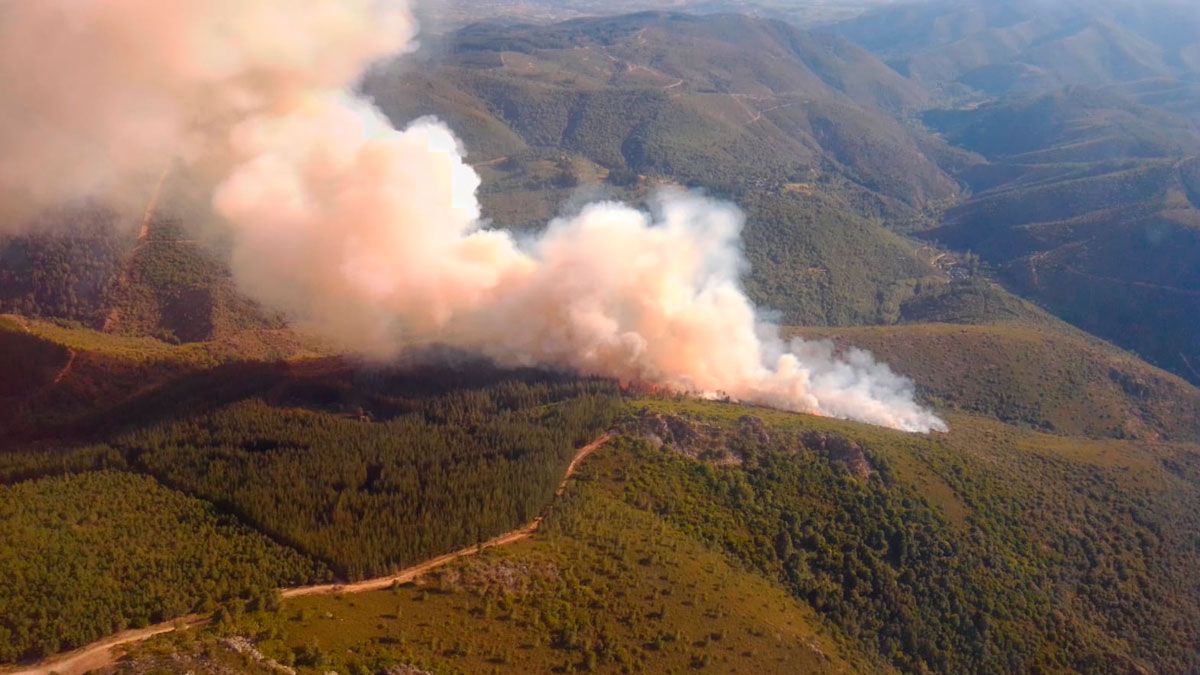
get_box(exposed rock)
[378,665,434,675]
[618,409,734,462]
[620,410,877,477]
[221,636,296,674]
[803,431,874,479]
[736,415,772,445]
[435,558,559,597]
[1109,367,1152,401]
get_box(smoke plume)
[0,0,946,433]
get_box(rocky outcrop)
[378,666,434,675]
[736,415,772,445]
[221,636,296,674]
[802,431,875,479]
[618,409,738,463]
[620,409,876,478]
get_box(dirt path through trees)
[7,434,611,675]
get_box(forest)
[0,208,129,324]
[604,402,1200,674]
[105,400,1200,675]
[0,371,621,664]
[0,471,329,662]
[119,382,621,579]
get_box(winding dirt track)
[4,315,75,391]
[8,434,611,675]
[50,349,77,386]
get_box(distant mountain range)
[834,0,1200,99]
[425,0,898,30]
[823,0,1200,384]
[919,85,1200,385]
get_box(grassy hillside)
[5,314,1200,672]
[0,315,200,441]
[1108,75,1200,125]
[739,191,941,325]
[923,87,1200,163]
[373,13,953,208]
[0,314,327,443]
[608,400,1200,673]
[895,276,1051,326]
[250,475,869,674]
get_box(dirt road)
[8,620,206,675]
[51,349,77,386]
[9,317,77,392]
[7,434,611,675]
[283,433,610,599]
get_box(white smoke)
[0,0,416,223]
[0,0,946,433]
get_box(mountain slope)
[363,12,959,326]
[792,322,1200,441]
[113,396,1200,674]
[253,468,871,674]
[923,86,1200,163]
[833,0,1200,100]
[919,87,1200,384]
[0,206,131,324]
[1,13,960,333]
[0,207,284,347]
[3,7,1200,675]
[430,0,897,32]
[367,12,956,219]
